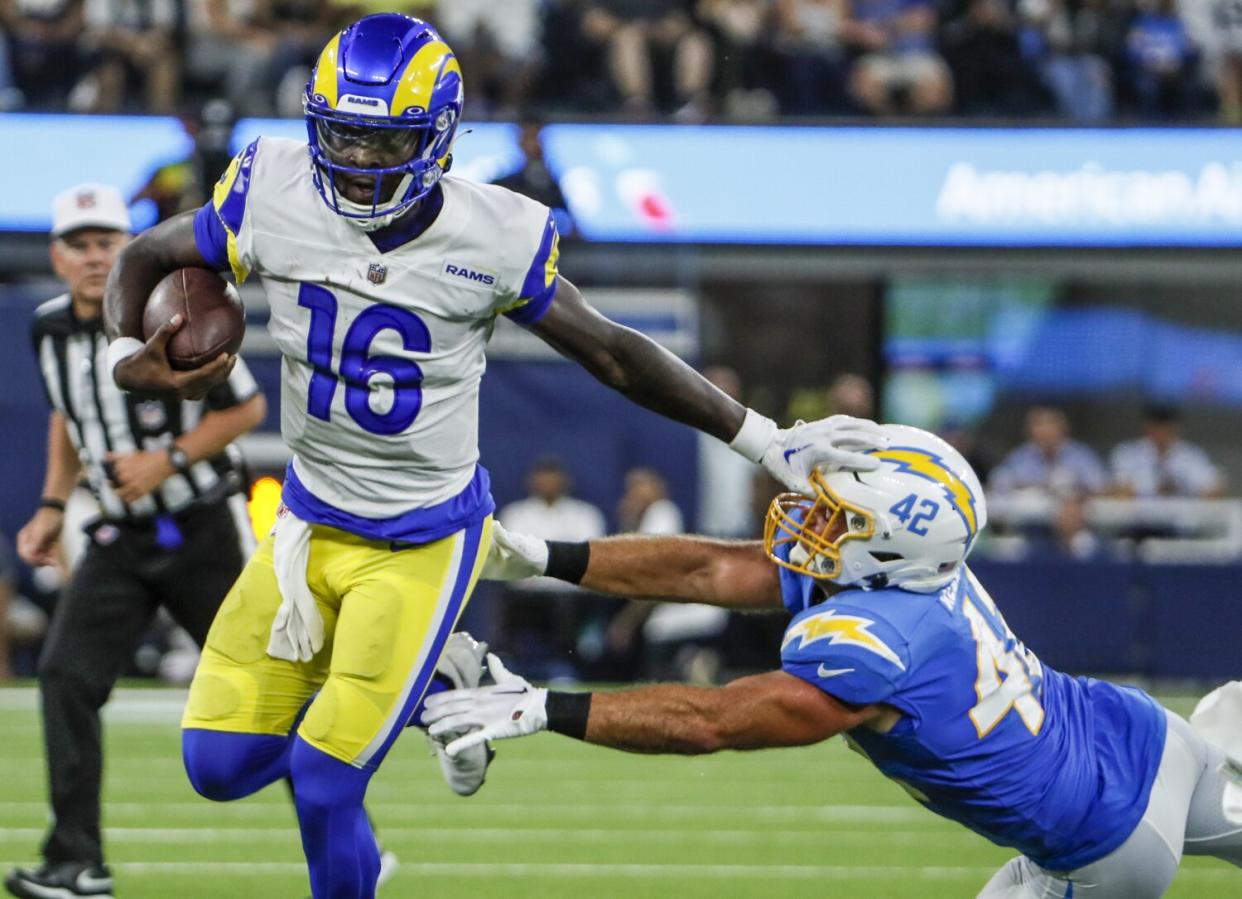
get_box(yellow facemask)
[763,469,876,580]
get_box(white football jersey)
[198,137,559,539]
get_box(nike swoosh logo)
[783,443,812,463]
[817,665,855,678]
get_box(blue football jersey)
[777,560,1167,871]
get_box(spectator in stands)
[535,0,616,111]
[989,405,1107,497]
[587,0,715,119]
[1126,0,1199,118]
[1179,0,1242,122]
[941,0,1049,115]
[827,372,875,418]
[183,0,277,116]
[769,0,855,115]
[617,467,685,534]
[1110,403,1225,498]
[495,457,607,681]
[435,0,539,116]
[698,0,774,117]
[1016,0,1116,122]
[265,0,336,117]
[499,457,607,544]
[81,0,178,113]
[3,0,91,110]
[494,115,576,237]
[848,0,952,115]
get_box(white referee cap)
[51,183,132,237]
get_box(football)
[143,268,245,371]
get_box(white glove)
[422,653,548,757]
[481,521,549,581]
[731,410,889,492]
[266,507,324,663]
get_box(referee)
[5,184,265,899]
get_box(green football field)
[0,687,1237,899]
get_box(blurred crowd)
[3,0,1241,121]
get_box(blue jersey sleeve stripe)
[214,139,259,236]
[193,202,232,272]
[504,277,557,325]
[518,213,559,301]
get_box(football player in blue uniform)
[427,424,1242,898]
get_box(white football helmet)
[764,424,987,593]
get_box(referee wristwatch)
[167,444,191,474]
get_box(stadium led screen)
[540,125,1242,246]
[6,115,1242,246]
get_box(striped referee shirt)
[31,293,260,521]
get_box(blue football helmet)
[304,14,463,229]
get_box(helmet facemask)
[305,102,456,231]
[764,470,878,582]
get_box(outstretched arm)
[483,524,784,609]
[529,277,887,489]
[103,210,234,398]
[425,658,880,756]
[530,276,743,441]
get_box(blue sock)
[290,736,378,899]
[405,673,451,728]
[182,729,292,801]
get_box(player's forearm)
[595,325,746,442]
[175,395,266,463]
[580,685,740,755]
[580,535,782,610]
[104,211,205,341]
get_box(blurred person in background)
[496,459,607,680]
[80,0,179,113]
[942,0,1049,116]
[769,0,856,115]
[1126,0,1199,118]
[434,0,539,115]
[1017,0,1116,122]
[587,0,715,118]
[697,0,773,117]
[989,405,1107,498]
[494,115,576,237]
[617,466,685,534]
[182,0,277,116]
[828,372,875,418]
[534,0,618,111]
[1110,403,1225,498]
[848,0,953,115]
[1,0,91,109]
[1180,0,1242,121]
[131,100,237,225]
[264,0,336,117]
[4,183,265,899]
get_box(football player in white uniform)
[101,14,885,898]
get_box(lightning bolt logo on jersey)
[775,561,1168,873]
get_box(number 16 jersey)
[194,136,560,543]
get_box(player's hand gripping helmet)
[764,424,987,593]
[304,14,462,230]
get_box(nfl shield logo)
[367,263,387,285]
[136,400,167,431]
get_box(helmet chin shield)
[303,14,463,228]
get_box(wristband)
[38,497,66,512]
[106,337,145,383]
[545,540,590,584]
[728,408,778,462]
[546,690,592,741]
